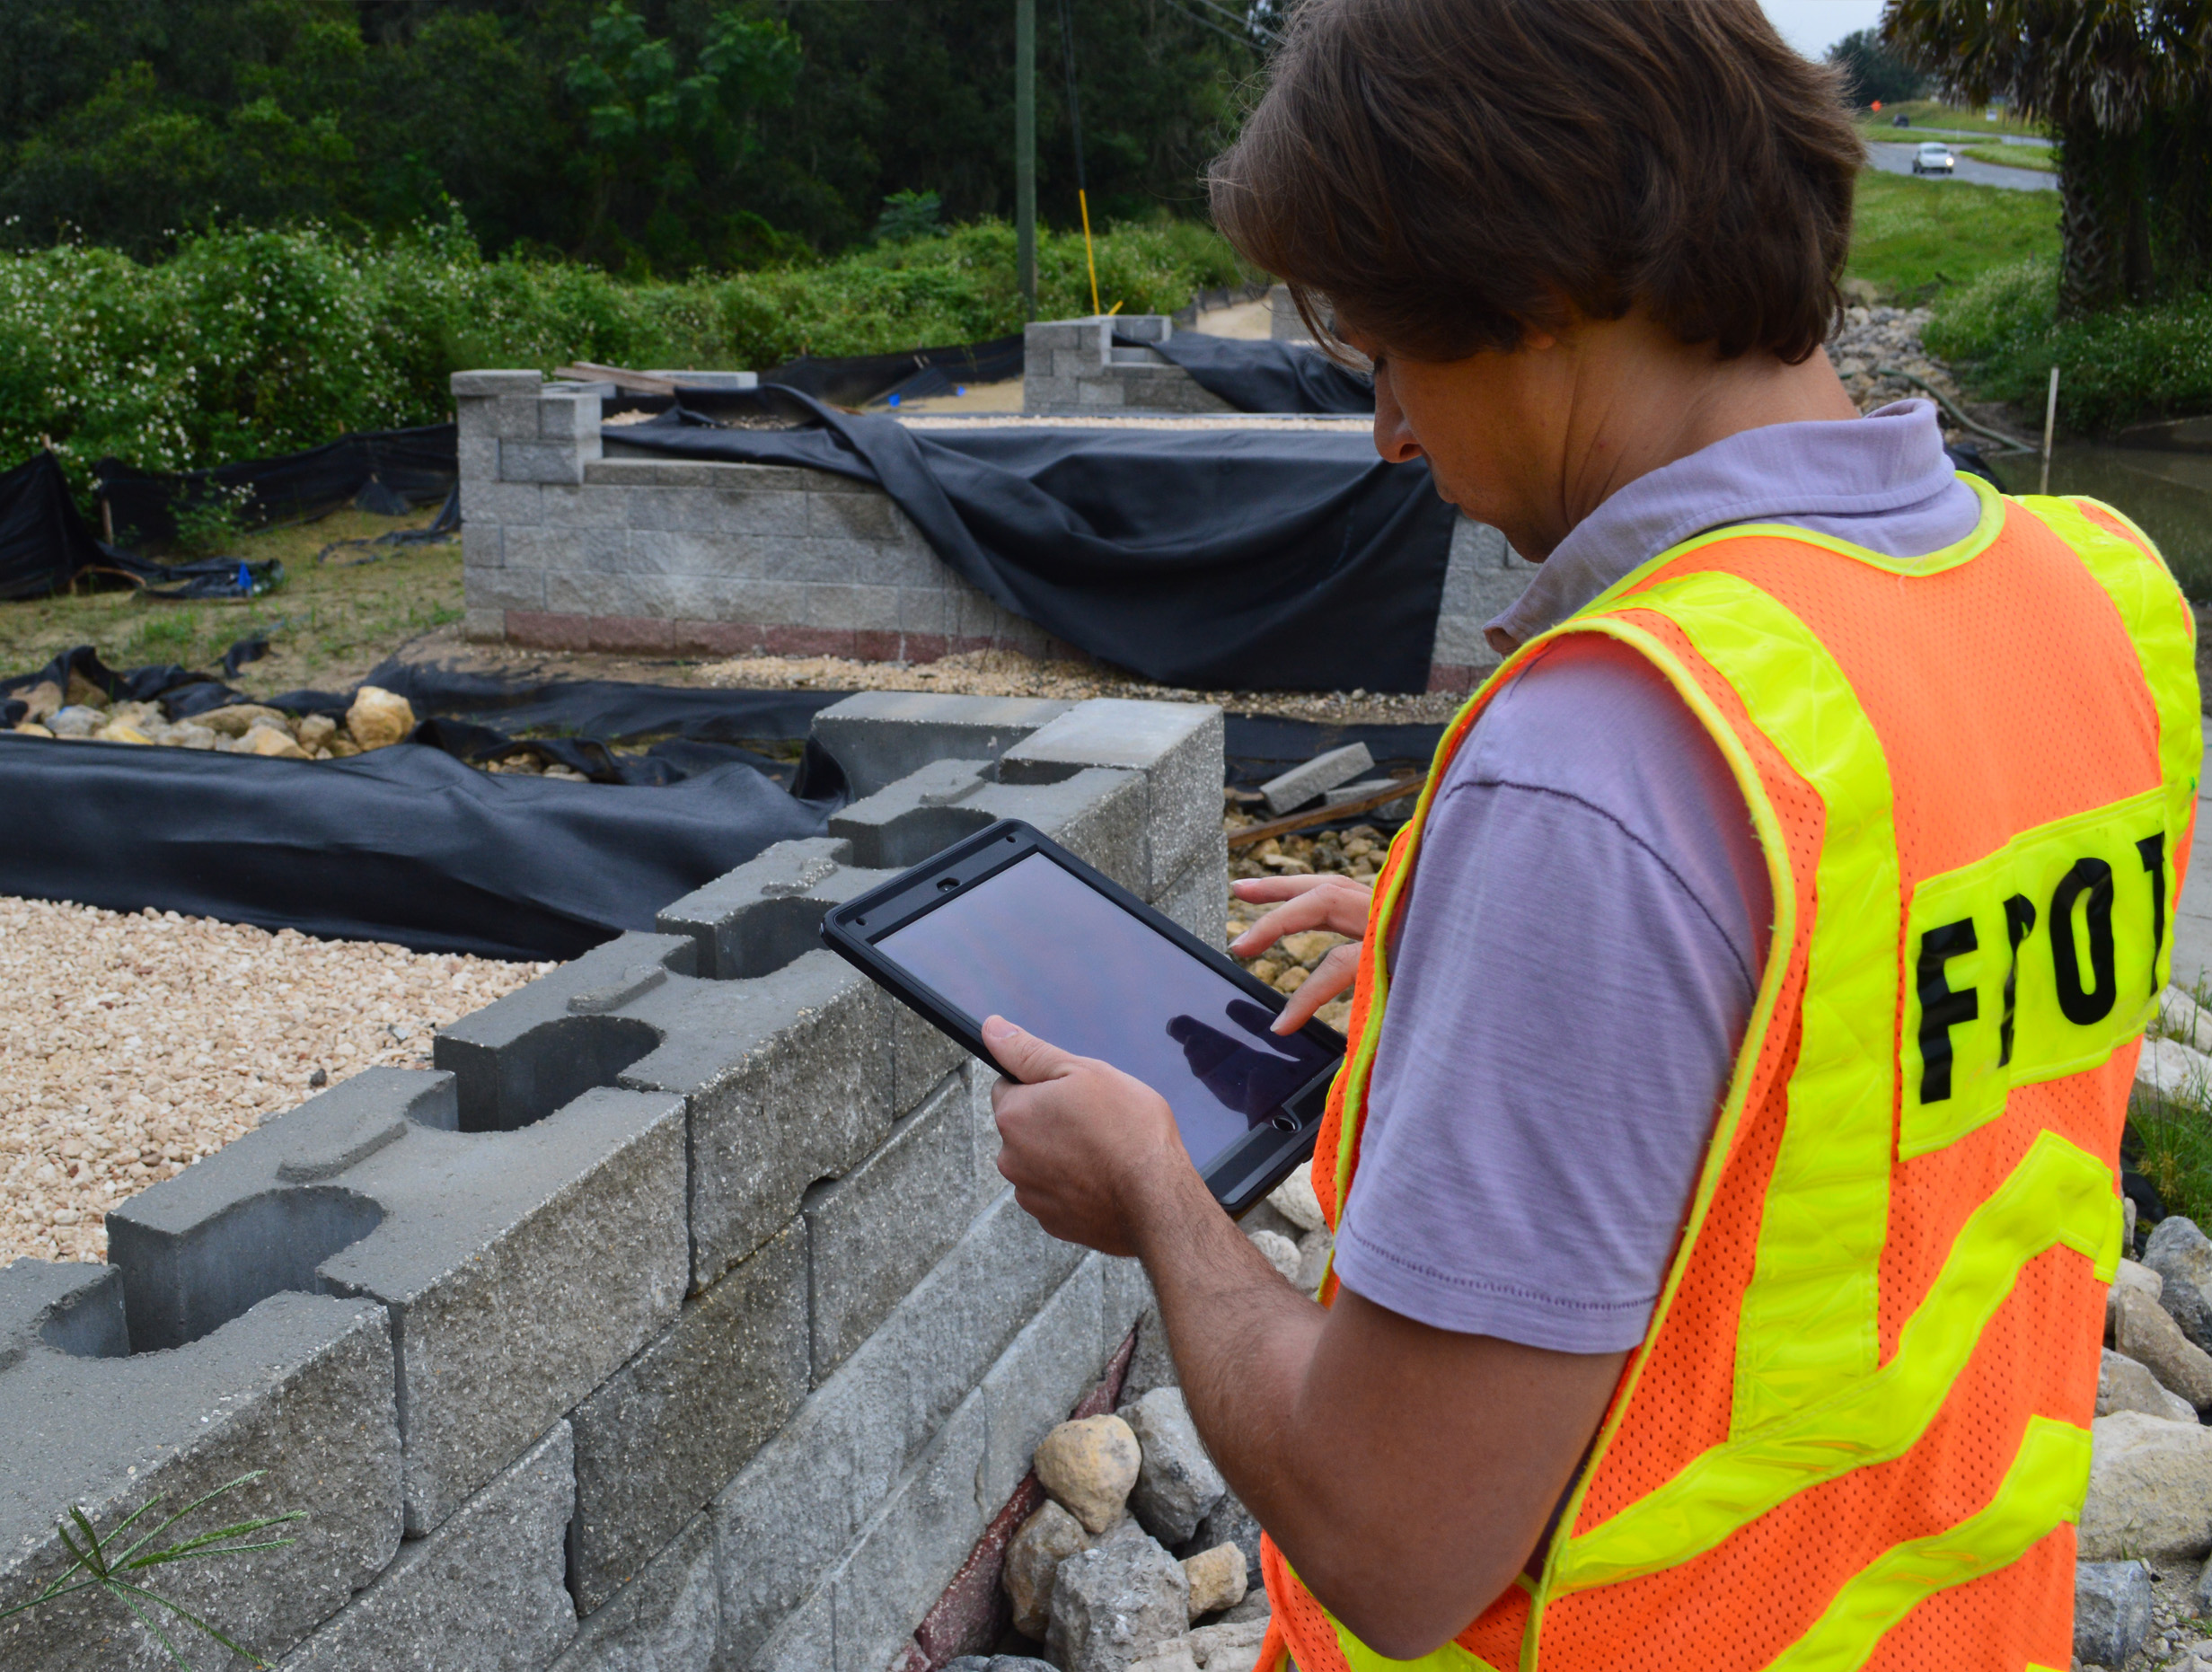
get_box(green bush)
[0,216,1254,489]
[1926,256,2212,434]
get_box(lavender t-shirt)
[1330,401,1984,1351]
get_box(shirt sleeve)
[1330,638,1771,1353]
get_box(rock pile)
[7,680,445,764]
[2074,987,2212,1668]
[1220,816,1387,1034]
[1825,304,1968,418]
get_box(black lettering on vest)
[2051,858,2118,1025]
[2000,893,2037,1067]
[1917,918,1979,1103]
[2139,832,2168,994]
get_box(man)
[984,2,2199,1666]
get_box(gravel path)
[0,897,551,1267]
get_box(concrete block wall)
[1020,316,1235,416]
[1267,285,1314,344]
[454,369,1526,691]
[0,692,1220,1672]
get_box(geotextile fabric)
[617,394,1459,692]
[95,423,458,547]
[1124,330,1376,416]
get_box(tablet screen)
[877,851,1335,1170]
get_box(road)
[1866,140,2056,193]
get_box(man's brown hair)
[1210,0,1864,365]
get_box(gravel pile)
[1827,304,1976,421]
[702,647,1467,727]
[0,896,552,1267]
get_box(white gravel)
[0,896,553,1267]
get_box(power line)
[1179,0,1282,47]
[1158,0,1271,53]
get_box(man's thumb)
[982,1016,1071,1083]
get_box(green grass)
[2133,978,2212,1226]
[1845,169,2061,303]
[1953,142,2056,173]
[1853,100,2043,139]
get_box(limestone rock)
[1219,1588,1271,1624]
[1181,1543,1247,1618]
[2166,985,2212,1052]
[246,724,312,761]
[200,702,290,738]
[2075,1560,2153,1668]
[1036,1413,1142,1535]
[2137,1035,2212,1104]
[46,704,101,737]
[2111,1286,2212,1409]
[1125,1644,1201,1672]
[347,685,416,751]
[169,723,218,750]
[1266,1168,1324,1234]
[2114,1258,2164,1299]
[1120,1307,1178,1407]
[2146,1217,2212,1353]
[1247,1229,1300,1285]
[92,720,153,744]
[296,713,339,751]
[1183,1492,1262,1600]
[2100,1347,2198,1422]
[1119,1387,1227,1546]
[1190,1618,1269,1672]
[2174,1643,2212,1672]
[1294,1228,1332,1294]
[2082,1410,2212,1561]
[945,1659,1057,1672]
[1006,1500,1090,1640]
[13,721,54,737]
[1048,1520,1191,1672]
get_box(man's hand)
[983,1016,1209,1257]
[1230,873,1373,1031]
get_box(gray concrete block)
[467,566,547,612]
[542,392,604,442]
[503,438,595,485]
[568,1225,807,1614]
[475,480,547,527]
[582,459,665,487]
[898,585,956,636]
[458,518,501,574]
[969,1066,1006,1198]
[806,1074,979,1382]
[453,370,545,398]
[827,1391,991,1672]
[1097,1253,1156,1366]
[746,1582,834,1672]
[652,369,759,390]
[895,1003,966,1113]
[811,692,1072,797]
[463,607,506,641]
[110,1058,688,1537]
[807,490,904,542]
[1259,743,1374,816]
[277,1421,577,1672]
[480,395,549,441]
[1155,848,1229,948]
[540,481,632,531]
[712,1190,1083,1662]
[967,769,1148,898]
[556,1511,718,1672]
[657,838,868,980]
[1000,700,1224,899]
[613,951,895,1289]
[0,1277,400,1672]
[504,524,598,573]
[457,434,499,493]
[826,759,997,867]
[802,580,903,632]
[977,1257,1106,1510]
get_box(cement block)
[651,369,759,391]
[1000,700,1224,898]
[827,1391,991,1672]
[557,1511,719,1672]
[474,479,547,526]
[503,438,595,485]
[0,1276,400,1672]
[462,521,502,571]
[457,433,498,491]
[568,1225,807,1614]
[968,1066,1006,1198]
[612,951,895,1289]
[806,1073,979,1382]
[977,1257,1106,1510]
[277,1421,577,1672]
[802,580,903,632]
[826,757,1147,895]
[895,1002,967,1113]
[807,490,905,542]
[712,1190,1083,1662]
[453,369,545,398]
[109,1061,688,1537]
[748,1583,835,1672]
[827,759,997,868]
[657,838,866,979]
[1155,847,1229,947]
[542,392,604,442]
[540,481,632,531]
[811,692,1073,797]
[468,566,547,612]
[1260,743,1375,815]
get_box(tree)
[1828,26,1926,106]
[1882,0,2212,314]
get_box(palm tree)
[1882,0,2212,314]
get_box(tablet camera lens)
[1271,1113,1300,1133]
[937,876,958,893]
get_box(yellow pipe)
[1079,188,1101,316]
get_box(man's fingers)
[982,1016,1080,1085]
[1231,873,1337,903]
[1230,876,1372,956]
[1272,943,1362,1033]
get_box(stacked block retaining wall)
[455,369,1528,692]
[0,692,1221,1672]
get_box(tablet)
[819,819,1343,1215]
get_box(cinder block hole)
[448,1015,662,1133]
[38,1272,129,1360]
[716,896,834,981]
[105,1187,385,1355]
[842,806,995,869]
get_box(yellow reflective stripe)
[1762,1415,2091,1672]
[1554,1130,2117,1596]
[1590,571,1901,1434]
[1901,784,2170,1157]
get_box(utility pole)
[1016,0,1037,319]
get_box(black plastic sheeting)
[1129,331,1376,417]
[762,334,1027,408]
[0,453,107,600]
[0,735,837,961]
[95,424,459,548]
[616,392,1459,692]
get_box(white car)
[1912,142,1955,174]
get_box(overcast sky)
[1759,0,1887,59]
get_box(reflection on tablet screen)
[876,852,1334,1171]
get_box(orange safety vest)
[1259,480,2201,1671]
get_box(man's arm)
[985,1020,1625,1660]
